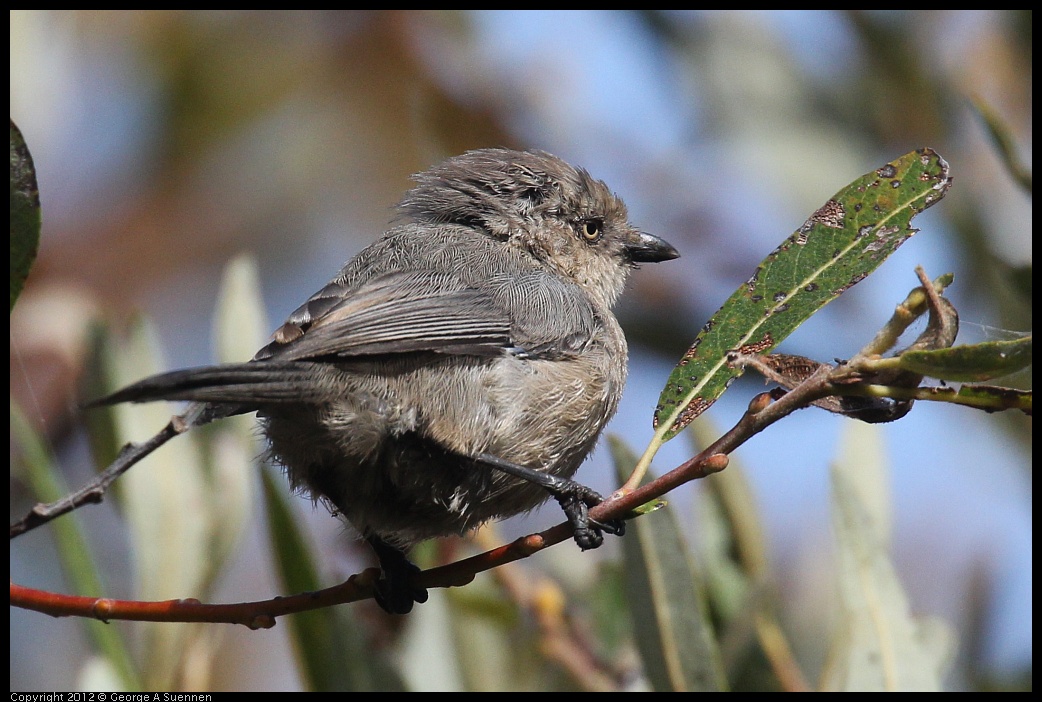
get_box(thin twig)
[10,415,189,539]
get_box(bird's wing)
[89,270,515,409]
[255,269,514,361]
[88,269,603,409]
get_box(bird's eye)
[579,218,603,242]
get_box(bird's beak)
[627,231,680,263]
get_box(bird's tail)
[87,361,326,408]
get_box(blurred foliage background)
[10,10,1031,691]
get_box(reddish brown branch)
[12,363,837,626]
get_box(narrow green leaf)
[399,583,468,691]
[693,471,754,632]
[898,336,1032,382]
[204,255,266,583]
[10,119,41,311]
[610,436,726,692]
[689,419,768,619]
[81,323,123,472]
[970,95,1032,193]
[213,253,268,364]
[11,400,142,690]
[949,384,1032,414]
[260,466,334,688]
[689,420,811,693]
[417,580,518,692]
[822,422,952,691]
[261,466,405,691]
[101,320,210,689]
[654,149,952,441]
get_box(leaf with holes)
[654,148,952,440]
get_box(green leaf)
[898,336,1032,382]
[654,149,952,441]
[689,420,766,623]
[261,466,405,691]
[103,321,212,689]
[11,400,142,690]
[970,95,1032,193]
[204,255,266,579]
[822,422,952,691]
[10,119,41,311]
[693,488,749,619]
[610,436,727,692]
[405,576,512,692]
[948,384,1032,414]
[689,420,812,692]
[213,253,268,363]
[81,323,124,472]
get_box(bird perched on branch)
[93,148,679,613]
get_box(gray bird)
[93,148,679,613]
